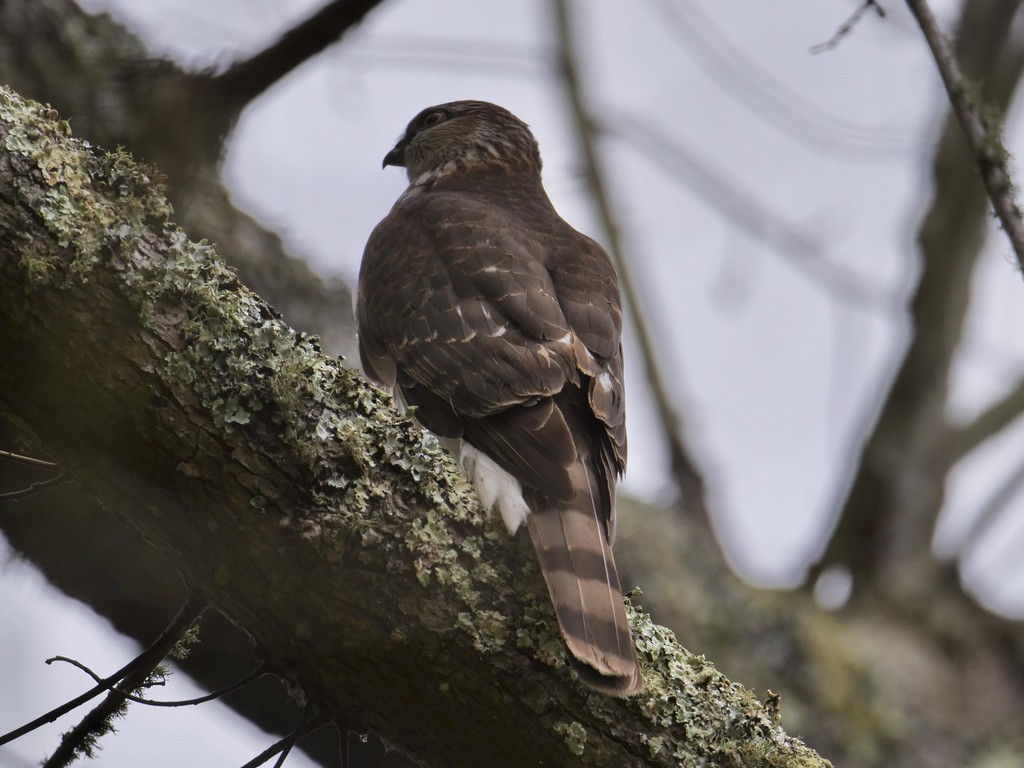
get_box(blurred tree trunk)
[816,0,1024,599]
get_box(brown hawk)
[357,100,642,696]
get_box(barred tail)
[526,461,642,697]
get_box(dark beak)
[382,141,407,169]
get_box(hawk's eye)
[422,111,447,127]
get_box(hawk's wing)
[357,188,625,512]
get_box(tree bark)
[0,0,360,360]
[0,2,372,761]
[0,85,829,768]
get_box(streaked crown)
[383,100,542,182]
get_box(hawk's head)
[383,100,542,182]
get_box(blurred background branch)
[554,0,712,529]
[813,0,1024,596]
[906,0,1024,273]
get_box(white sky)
[3,1,1024,765]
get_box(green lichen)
[1,87,172,284]
[516,604,568,669]
[553,721,587,757]
[621,601,830,766]
[0,86,492,582]
[645,735,665,758]
[456,609,509,653]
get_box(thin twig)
[0,596,207,748]
[41,600,207,768]
[811,1,887,53]
[906,0,1024,276]
[948,374,1024,461]
[0,471,69,501]
[239,736,292,768]
[956,452,1024,559]
[604,113,899,312]
[553,0,712,524]
[46,656,268,708]
[272,702,315,768]
[238,711,328,768]
[0,448,60,470]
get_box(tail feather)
[526,461,643,697]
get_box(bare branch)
[0,448,59,470]
[814,0,1024,591]
[45,656,268,709]
[239,712,329,768]
[553,0,712,526]
[604,114,900,313]
[211,0,386,110]
[948,374,1024,461]
[811,1,888,54]
[0,597,207,749]
[906,0,1024,276]
[0,471,69,501]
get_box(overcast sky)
[3,1,1024,765]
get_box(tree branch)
[906,0,1024,275]
[0,448,59,470]
[212,0,386,109]
[603,114,898,312]
[0,597,206,749]
[814,0,1024,592]
[0,86,828,768]
[948,374,1024,461]
[553,0,712,528]
[0,0,358,360]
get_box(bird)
[356,100,642,696]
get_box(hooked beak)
[382,142,407,169]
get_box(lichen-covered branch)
[0,5,366,754]
[0,86,828,768]
[0,0,359,359]
[906,0,1024,275]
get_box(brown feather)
[358,100,642,696]
[524,399,641,695]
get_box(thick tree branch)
[0,7,363,754]
[0,87,828,768]
[212,0,386,109]
[0,0,358,359]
